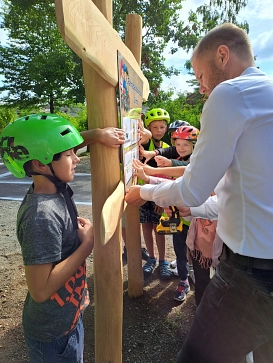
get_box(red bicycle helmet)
[172,125,199,141]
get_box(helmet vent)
[61,128,72,136]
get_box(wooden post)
[84,0,122,360]
[54,1,150,361]
[124,14,143,298]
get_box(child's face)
[148,120,167,140]
[52,148,80,183]
[174,139,193,158]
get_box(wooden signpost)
[55,1,149,362]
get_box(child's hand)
[155,155,172,167]
[138,120,152,144]
[138,119,145,141]
[77,217,94,254]
[132,159,149,183]
[139,145,156,163]
[99,127,125,148]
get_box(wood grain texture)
[55,0,150,100]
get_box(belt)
[223,245,273,271]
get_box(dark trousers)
[192,258,211,306]
[177,255,273,363]
[173,225,189,281]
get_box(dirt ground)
[0,157,196,363]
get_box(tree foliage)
[0,0,85,113]
[175,0,249,72]
[113,0,187,98]
[0,0,249,118]
[0,105,17,132]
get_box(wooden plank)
[79,0,123,359]
[124,13,144,298]
[55,0,150,101]
[100,180,125,246]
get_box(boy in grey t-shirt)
[0,113,94,362]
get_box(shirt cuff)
[140,184,156,201]
[190,204,207,218]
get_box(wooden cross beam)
[55,1,149,362]
[55,0,149,99]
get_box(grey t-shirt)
[17,186,89,342]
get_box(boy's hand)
[125,185,146,207]
[99,127,125,148]
[77,217,94,254]
[155,155,172,167]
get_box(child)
[138,125,200,302]
[0,113,94,362]
[139,108,171,279]
[140,124,197,167]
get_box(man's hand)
[177,206,191,217]
[125,185,146,207]
[164,206,191,217]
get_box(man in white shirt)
[125,23,273,363]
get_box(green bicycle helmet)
[127,108,142,119]
[145,108,170,127]
[0,113,83,178]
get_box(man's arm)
[163,195,218,221]
[190,195,218,220]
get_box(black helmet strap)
[30,165,79,230]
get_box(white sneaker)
[246,352,253,363]
[170,259,177,268]
[171,266,179,276]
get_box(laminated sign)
[118,51,143,187]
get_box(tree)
[0,0,250,113]
[0,0,85,113]
[0,105,17,132]
[113,0,187,98]
[175,0,249,72]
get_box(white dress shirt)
[140,67,273,258]
[190,195,218,220]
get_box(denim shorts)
[24,315,84,363]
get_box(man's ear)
[32,159,48,172]
[217,45,229,67]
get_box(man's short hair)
[192,23,253,62]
